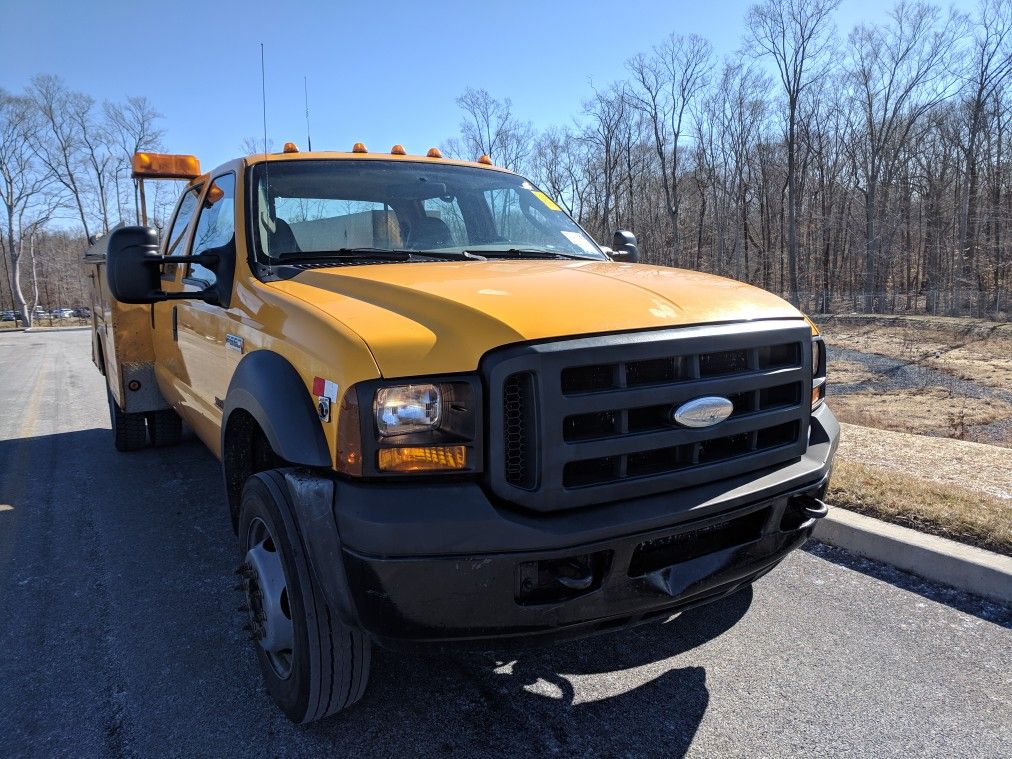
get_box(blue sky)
[1,0,974,171]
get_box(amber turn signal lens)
[377,445,467,472]
[812,386,824,409]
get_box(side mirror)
[105,225,219,305]
[610,230,639,263]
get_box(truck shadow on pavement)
[324,590,752,758]
[0,427,749,758]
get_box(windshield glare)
[250,160,605,261]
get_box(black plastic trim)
[221,350,331,468]
[482,319,814,511]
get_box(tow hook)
[791,494,829,520]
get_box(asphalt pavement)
[1,329,1009,758]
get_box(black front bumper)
[317,404,838,647]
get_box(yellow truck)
[86,145,837,723]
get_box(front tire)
[238,470,371,723]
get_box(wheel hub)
[239,527,294,677]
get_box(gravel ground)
[1,330,1010,759]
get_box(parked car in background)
[73,306,92,318]
[1,310,16,321]
[53,308,75,319]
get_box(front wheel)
[237,470,371,723]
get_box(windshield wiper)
[464,248,590,260]
[275,247,475,265]
[275,247,411,264]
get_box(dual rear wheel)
[106,389,181,451]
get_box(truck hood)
[269,260,804,377]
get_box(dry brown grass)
[830,388,1012,445]
[827,458,1011,556]
[817,314,1012,391]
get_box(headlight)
[335,377,482,476]
[375,384,441,437]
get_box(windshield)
[249,159,605,262]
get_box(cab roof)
[242,150,515,174]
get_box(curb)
[21,326,91,333]
[814,507,1012,605]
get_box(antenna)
[304,76,313,151]
[260,43,269,154]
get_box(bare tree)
[105,96,164,224]
[454,88,533,172]
[846,1,961,310]
[747,0,841,304]
[956,0,1012,309]
[28,74,94,238]
[627,34,713,266]
[0,90,58,325]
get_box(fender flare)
[222,350,331,468]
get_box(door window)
[187,174,236,286]
[165,188,200,257]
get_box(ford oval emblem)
[672,396,734,428]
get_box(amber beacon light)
[131,152,201,180]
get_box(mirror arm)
[162,252,220,268]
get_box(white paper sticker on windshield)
[562,231,597,253]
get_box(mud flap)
[281,468,360,629]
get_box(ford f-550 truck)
[85,145,837,723]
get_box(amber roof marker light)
[352,142,368,153]
[390,144,407,155]
[478,155,493,165]
[283,142,300,153]
[426,147,443,158]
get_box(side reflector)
[477,154,493,165]
[283,142,299,153]
[131,152,201,180]
[336,392,363,476]
[390,144,406,155]
[426,147,443,158]
[377,445,467,472]
[352,142,368,153]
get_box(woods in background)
[3,0,1011,325]
[451,0,1012,319]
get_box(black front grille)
[487,320,813,511]
[503,372,537,489]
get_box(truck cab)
[87,146,838,723]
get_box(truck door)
[173,173,239,449]
[151,183,203,411]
